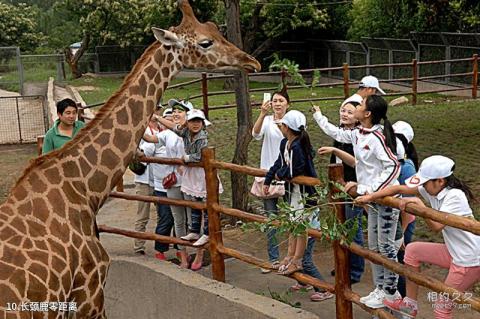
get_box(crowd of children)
[131,76,478,318]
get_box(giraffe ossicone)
[0,0,260,318]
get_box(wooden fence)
[100,148,480,319]
[82,55,479,118]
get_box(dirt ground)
[0,144,477,319]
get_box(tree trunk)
[64,34,90,79]
[224,0,252,217]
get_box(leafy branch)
[242,179,364,246]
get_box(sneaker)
[384,297,417,318]
[181,233,200,241]
[192,235,209,247]
[290,283,314,292]
[359,287,381,303]
[310,291,334,302]
[155,252,166,261]
[134,250,145,256]
[360,287,386,309]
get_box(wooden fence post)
[201,72,209,118]
[342,63,349,99]
[37,135,44,155]
[203,147,225,282]
[328,164,353,319]
[412,59,418,105]
[472,54,478,99]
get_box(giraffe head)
[152,0,261,73]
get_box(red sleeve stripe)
[372,131,400,191]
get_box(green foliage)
[268,54,321,98]
[347,0,480,40]
[242,179,360,246]
[259,287,301,308]
[0,2,44,51]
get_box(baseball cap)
[359,75,386,95]
[186,109,212,126]
[393,121,414,143]
[405,155,455,187]
[162,108,173,117]
[280,110,306,132]
[168,99,194,112]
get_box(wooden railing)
[82,55,479,118]
[102,147,480,319]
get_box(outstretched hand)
[399,197,425,211]
[311,105,321,113]
[317,146,335,156]
[355,194,373,205]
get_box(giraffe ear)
[152,27,183,48]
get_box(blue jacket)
[265,138,317,197]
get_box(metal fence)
[0,95,48,144]
[0,47,23,94]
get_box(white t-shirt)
[418,186,480,267]
[252,115,284,170]
[341,93,363,107]
[154,129,185,188]
[151,138,168,192]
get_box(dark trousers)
[397,220,416,297]
[154,190,173,252]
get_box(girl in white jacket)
[313,95,401,309]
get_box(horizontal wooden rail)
[98,224,197,247]
[167,78,203,89]
[211,161,322,186]
[377,196,480,236]
[417,57,473,65]
[218,245,395,319]
[418,72,473,81]
[348,62,413,69]
[137,156,203,167]
[418,87,472,94]
[348,242,480,311]
[110,191,207,210]
[217,245,335,293]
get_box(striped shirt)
[314,112,400,195]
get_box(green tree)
[239,0,330,57]
[0,2,44,51]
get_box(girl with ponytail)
[264,110,333,301]
[313,95,402,308]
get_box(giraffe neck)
[7,42,181,219]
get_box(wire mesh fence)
[0,47,22,93]
[0,95,48,144]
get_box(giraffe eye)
[198,40,214,49]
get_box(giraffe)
[0,1,261,318]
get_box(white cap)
[393,121,414,143]
[162,108,173,117]
[168,99,194,112]
[280,110,306,132]
[359,75,385,95]
[186,109,212,126]
[405,155,455,187]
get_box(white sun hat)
[280,110,306,132]
[168,99,194,112]
[162,108,173,117]
[186,109,212,126]
[359,75,386,95]
[393,121,414,143]
[405,155,455,187]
